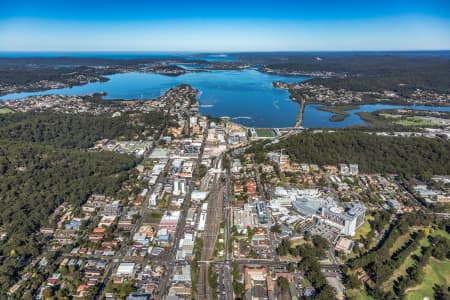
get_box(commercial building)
[335,237,354,254]
[101,200,122,217]
[283,187,366,236]
[233,207,256,233]
[116,263,136,278]
[256,201,269,225]
[159,211,181,232]
[197,203,208,231]
[149,148,170,159]
[339,163,359,175]
[172,265,191,283]
[173,179,186,196]
[244,267,274,300]
[191,191,209,202]
[349,164,359,175]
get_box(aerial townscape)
[0,1,450,300]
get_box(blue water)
[303,104,450,128]
[0,69,306,127]
[1,67,449,128]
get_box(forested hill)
[0,140,139,289]
[237,53,450,95]
[308,55,450,95]
[250,131,450,178]
[0,111,170,291]
[0,111,171,148]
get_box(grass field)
[345,223,450,300]
[255,128,275,137]
[432,229,450,239]
[289,237,312,247]
[382,228,450,293]
[291,239,312,248]
[0,107,13,114]
[395,116,440,127]
[348,227,449,299]
[355,215,373,240]
[346,288,374,300]
[360,111,445,129]
[382,232,426,290]
[388,231,414,256]
[405,258,450,300]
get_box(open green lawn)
[388,231,414,256]
[382,232,427,290]
[395,116,440,127]
[405,258,450,300]
[379,113,402,119]
[432,228,450,239]
[346,288,374,300]
[350,227,449,298]
[0,107,13,114]
[255,128,275,137]
[355,215,373,240]
[382,228,449,293]
[289,237,312,247]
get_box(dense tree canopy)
[251,131,450,177]
[0,140,138,291]
[238,53,450,95]
[0,110,174,293]
[0,111,172,148]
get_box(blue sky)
[0,0,449,51]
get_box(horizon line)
[1,49,450,54]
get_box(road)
[198,259,341,270]
[95,181,151,299]
[253,159,279,261]
[96,130,173,299]
[156,184,192,299]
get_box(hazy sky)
[0,0,449,51]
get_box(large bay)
[0,69,306,128]
[1,68,450,128]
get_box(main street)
[96,106,177,299]
[156,103,199,299]
[156,184,192,299]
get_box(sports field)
[255,128,275,137]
